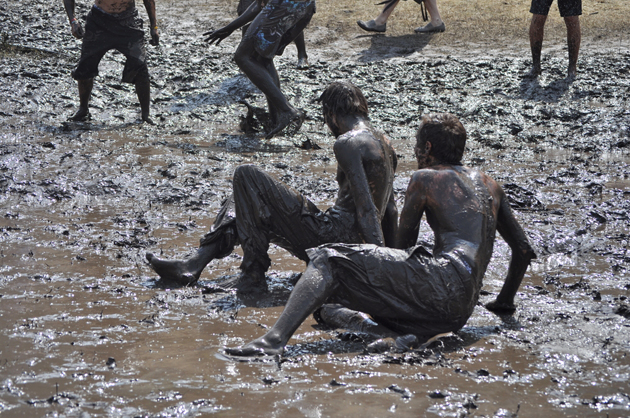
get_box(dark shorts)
[307,243,479,338]
[72,6,148,83]
[530,0,582,17]
[243,0,315,59]
[200,165,362,274]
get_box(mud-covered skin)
[228,116,535,356]
[147,92,397,291]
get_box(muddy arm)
[382,191,398,248]
[395,171,426,249]
[63,0,84,38]
[335,140,385,246]
[142,0,159,46]
[486,193,536,313]
[203,1,261,44]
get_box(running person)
[204,0,315,138]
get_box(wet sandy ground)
[1,0,630,416]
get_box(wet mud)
[1,0,630,416]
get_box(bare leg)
[146,243,220,286]
[564,16,580,78]
[374,0,399,25]
[234,43,301,138]
[226,261,337,356]
[424,0,443,26]
[528,14,547,76]
[316,304,399,337]
[135,74,154,124]
[71,78,93,121]
[293,32,308,69]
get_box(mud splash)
[1,0,630,416]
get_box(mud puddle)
[1,0,630,416]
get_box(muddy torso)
[421,166,500,281]
[95,0,135,14]
[333,129,396,221]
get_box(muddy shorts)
[200,165,362,275]
[307,243,479,338]
[72,6,148,83]
[243,0,315,59]
[530,0,582,17]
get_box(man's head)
[319,81,369,136]
[415,113,466,167]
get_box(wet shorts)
[530,0,582,17]
[307,244,478,338]
[72,6,148,83]
[243,0,315,59]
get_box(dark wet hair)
[416,113,466,164]
[319,81,369,119]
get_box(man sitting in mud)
[203,0,315,138]
[63,0,159,123]
[147,81,398,294]
[226,113,536,356]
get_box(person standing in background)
[527,0,581,79]
[357,0,445,34]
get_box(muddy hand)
[203,27,233,45]
[71,20,84,39]
[150,27,159,46]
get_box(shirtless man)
[146,82,398,294]
[226,113,536,356]
[63,0,159,123]
[203,0,315,138]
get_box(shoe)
[414,21,445,33]
[357,19,386,33]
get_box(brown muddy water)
[1,0,630,416]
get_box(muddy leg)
[564,16,580,78]
[146,243,220,286]
[528,14,547,77]
[71,78,93,121]
[315,304,399,338]
[226,261,337,356]
[135,74,154,124]
[234,40,300,138]
[293,32,308,69]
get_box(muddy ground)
[1,0,630,416]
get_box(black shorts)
[530,0,582,17]
[242,0,315,59]
[72,6,148,83]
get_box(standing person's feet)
[296,57,309,69]
[567,66,577,81]
[265,108,305,139]
[141,113,155,125]
[357,19,387,33]
[146,253,200,286]
[70,108,91,121]
[523,65,542,79]
[414,21,445,33]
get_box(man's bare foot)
[146,252,199,286]
[216,270,268,294]
[141,113,155,125]
[296,57,309,69]
[70,108,90,122]
[524,66,541,79]
[265,109,305,139]
[225,335,284,356]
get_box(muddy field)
[1,0,630,416]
